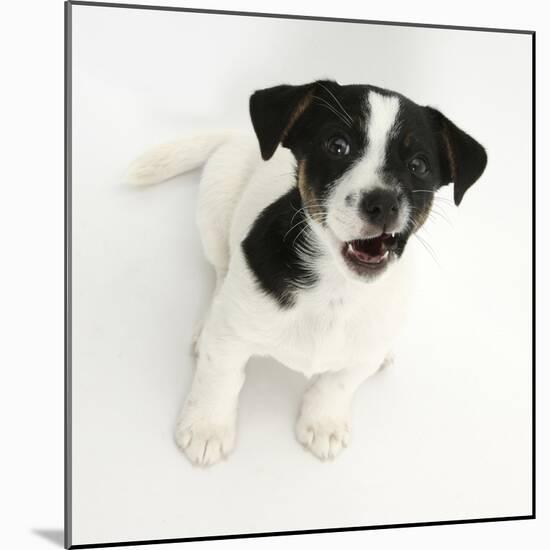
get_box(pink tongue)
[351,248,384,264]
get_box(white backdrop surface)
[68,4,533,546]
[3,1,550,550]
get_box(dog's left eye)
[324,136,350,158]
[408,157,429,176]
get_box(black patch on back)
[242,187,320,309]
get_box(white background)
[0,1,547,550]
[68,3,533,546]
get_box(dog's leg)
[296,357,387,461]
[190,272,227,358]
[176,316,249,467]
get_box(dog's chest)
[249,264,411,375]
[276,298,368,373]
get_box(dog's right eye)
[324,136,351,158]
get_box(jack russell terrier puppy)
[127,80,487,466]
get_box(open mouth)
[341,232,398,272]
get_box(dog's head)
[249,80,487,281]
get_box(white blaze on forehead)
[363,91,400,174]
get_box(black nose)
[359,188,400,228]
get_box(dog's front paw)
[296,412,351,461]
[175,413,236,467]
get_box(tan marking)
[281,90,315,143]
[297,160,323,221]
[412,195,434,232]
[442,123,458,182]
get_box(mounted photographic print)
[65,1,535,548]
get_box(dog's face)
[250,80,487,281]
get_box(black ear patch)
[249,80,333,160]
[427,107,488,206]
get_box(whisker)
[432,198,454,206]
[411,189,454,205]
[414,233,441,268]
[274,172,297,178]
[408,203,453,230]
[426,210,453,228]
[312,96,353,128]
[286,198,330,241]
[429,205,453,226]
[292,221,314,249]
[289,200,329,223]
[283,217,310,241]
[313,101,352,128]
[316,82,354,125]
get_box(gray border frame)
[64,2,536,548]
[65,1,73,547]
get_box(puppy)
[127,80,487,466]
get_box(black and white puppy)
[127,80,487,466]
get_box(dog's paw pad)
[296,415,350,461]
[175,418,235,467]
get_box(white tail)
[125,132,230,186]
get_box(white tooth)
[382,251,389,260]
[347,243,353,252]
[391,232,395,238]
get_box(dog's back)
[126,133,261,280]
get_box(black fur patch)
[242,186,320,308]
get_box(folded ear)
[426,107,488,206]
[249,81,331,160]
